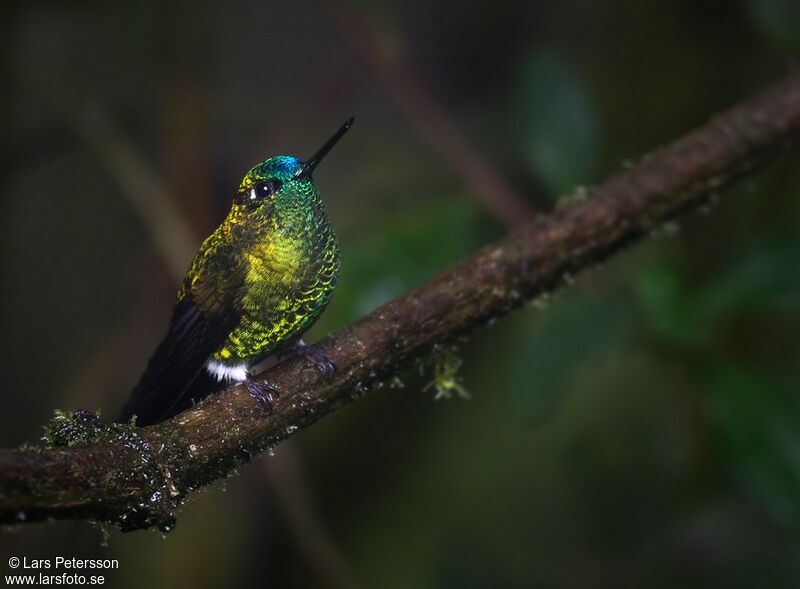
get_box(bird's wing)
[118,242,244,426]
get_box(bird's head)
[232,118,353,220]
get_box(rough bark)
[2,71,800,532]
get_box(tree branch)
[2,72,800,532]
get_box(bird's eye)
[250,179,282,200]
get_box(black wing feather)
[117,296,239,426]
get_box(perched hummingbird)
[118,118,353,426]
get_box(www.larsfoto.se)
[5,572,108,585]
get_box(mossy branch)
[2,71,800,532]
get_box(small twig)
[1,71,799,531]
[73,102,198,279]
[322,0,536,226]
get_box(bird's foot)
[244,377,279,413]
[304,348,336,378]
[289,340,336,378]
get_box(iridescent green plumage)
[119,120,351,425]
[182,156,340,363]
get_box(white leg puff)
[206,360,249,382]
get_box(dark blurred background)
[2,0,800,587]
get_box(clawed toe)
[244,378,278,413]
[282,341,336,378]
[305,350,336,378]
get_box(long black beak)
[296,117,354,179]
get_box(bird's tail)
[117,367,226,426]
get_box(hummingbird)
[118,118,353,426]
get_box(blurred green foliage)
[746,0,800,50]
[508,291,633,423]
[331,199,490,322]
[515,49,600,196]
[636,236,800,348]
[703,362,800,527]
